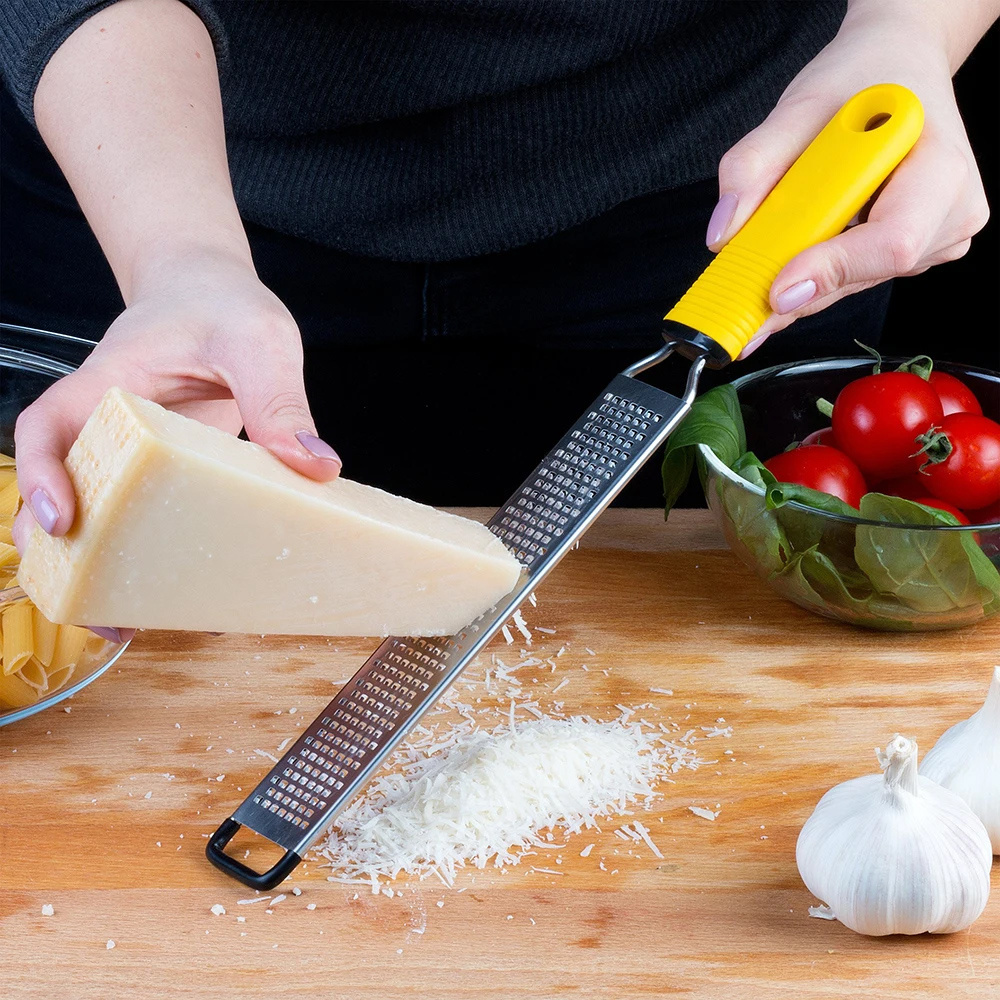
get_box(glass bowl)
[0,323,131,726]
[699,356,1000,631]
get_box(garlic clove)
[796,734,992,936]
[921,667,1000,854]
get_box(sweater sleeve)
[0,0,227,125]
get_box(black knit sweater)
[1,1,846,262]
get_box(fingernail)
[295,431,341,465]
[30,488,60,534]
[738,334,770,360]
[706,193,739,246]
[87,626,135,644]
[775,279,817,314]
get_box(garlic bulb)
[921,667,1000,854]
[796,734,992,936]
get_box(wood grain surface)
[1,509,997,1000]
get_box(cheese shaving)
[688,805,719,821]
[316,716,673,888]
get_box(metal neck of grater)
[207,342,707,888]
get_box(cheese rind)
[18,388,521,636]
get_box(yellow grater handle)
[664,83,924,366]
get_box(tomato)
[802,427,838,448]
[763,445,868,508]
[921,413,1000,509]
[928,371,982,417]
[912,496,971,525]
[964,499,1000,526]
[831,371,944,479]
[875,474,930,501]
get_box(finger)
[227,353,341,482]
[14,370,111,537]
[767,137,969,313]
[737,333,771,361]
[739,276,886,358]
[709,92,844,248]
[171,397,244,436]
[87,626,136,644]
[12,503,36,555]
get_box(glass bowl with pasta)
[0,324,131,726]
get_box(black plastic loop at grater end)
[205,817,302,890]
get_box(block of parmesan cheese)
[18,388,521,636]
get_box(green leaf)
[710,451,790,576]
[854,494,996,613]
[716,482,790,578]
[764,480,860,574]
[765,482,858,518]
[772,546,929,630]
[960,531,1000,616]
[662,384,745,520]
[731,451,776,488]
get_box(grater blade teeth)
[207,349,707,888]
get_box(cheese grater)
[207,85,923,888]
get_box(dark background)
[301,27,999,510]
[2,24,996,508]
[543,27,1000,508]
[880,24,998,370]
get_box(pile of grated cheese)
[314,712,707,891]
[311,611,730,894]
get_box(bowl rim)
[699,444,998,531]
[0,636,132,727]
[728,353,1000,391]
[1,322,98,378]
[701,354,999,532]
[1,322,129,726]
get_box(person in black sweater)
[2,0,997,546]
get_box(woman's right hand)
[13,246,341,552]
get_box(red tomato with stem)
[763,445,868,509]
[831,372,944,479]
[802,427,838,448]
[912,497,971,525]
[920,413,1000,510]
[928,371,982,417]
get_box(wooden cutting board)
[1,509,997,1000]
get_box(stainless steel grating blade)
[207,342,706,888]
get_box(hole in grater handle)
[864,112,892,131]
[205,818,302,890]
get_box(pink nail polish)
[706,193,738,246]
[738,334,769,360]
[30,488,59,534]
[88,626,123,643]
[775,279,817,314]
[295,431,341,465]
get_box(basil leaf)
[765,482,858,518]
[772,545,912,628]
[761,479,859,574]
[662,384,745,519]
[960,531,1000,616]
[854,494,995,613]
[731,451,776,488]
[711,452,790,576]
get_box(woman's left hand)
[706,0,993,357]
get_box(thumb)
[708,93,844,249]
[230,361,341,482]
